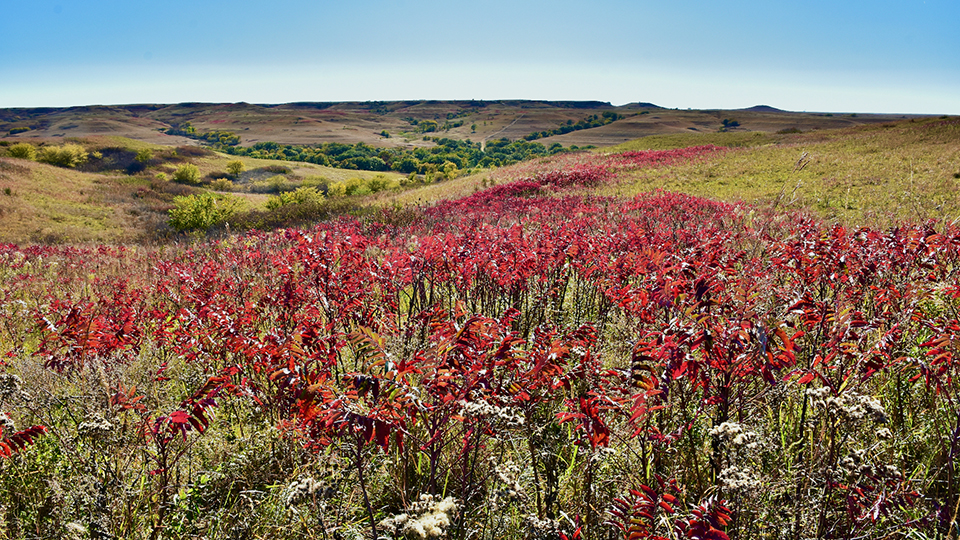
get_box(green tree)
[226,160,245,178]
[172,164,201,184]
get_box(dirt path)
[482,114,524,151]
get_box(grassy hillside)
[0,138,405,243]
[0,116,956,244]
[1,101,918,151]
[609,117,960,225]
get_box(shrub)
[334,177,367,196]
[262,164,291,174]
[206,170,231,180]
[226,160,245,177]
[327,182,347,198]
[37,143,89,168]
[301,175,330,193]
[172,164,201,184]
[367,175,390,193]
[250,175,296,194]
[265,186,325,210]
[135,149,153,163]
[8,143,37,161]
[174,146,212,158]
[8,126,30,135]
[209,178,235,192]
[168,192,239,232]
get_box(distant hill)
[1,100,919,150]
[741,105,788,113]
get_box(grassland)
[0,137,406,243]
[606,117,960,225]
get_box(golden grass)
[0,158,151,243]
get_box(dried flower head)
[708,421,760,450]
[719,465,760,493]
[0,374,23,400]
[0,411,14,434]
[77,413,113,439]
[284,476,334,508]
[523,516,560,539]
[826,392,887,424]
[459,398,524,428]
[379,494,459,539]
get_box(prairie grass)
[608,117,960,225]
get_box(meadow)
[0,117,959,539]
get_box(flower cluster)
[0,412,14,434]
[77,413,114,439]
[379,494,459,539]
[719,465,760,494]
[826,392,887,424]
[708,421,759,450]
[284,476,334,508]
[459,399,524,428]
[490,460,525,507]
[0,374,23,401]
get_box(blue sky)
[2,0,958,113]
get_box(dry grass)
[599,118,960,226]
[0,158,157,244]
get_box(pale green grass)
[603,130,780,151]
[607,118,960,226]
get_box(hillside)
[1,101,916,151]
[0,116,957,243]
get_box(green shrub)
[226,160,245,177]
[8,126,30,135]
[172,164,201,184]
[37,143,89,168]
[367,175,391,193]
[265,186,325,210]
[209,178,235,192]
[168,192,239,232]
[301,175,330,193]
[250,175,295,193]
[135,148,153,163]
[261,164,291,174]
[8,143,37,161]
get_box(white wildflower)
[380,494,458,539]
[719,465,760,493]
[77,413,114,439]
[0,373,23,400]
[827,392,887,424]
[708,421,760,450]
[459,398,524,428]
[284,476,332,507]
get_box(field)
[0,113,959,539]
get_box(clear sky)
[2,0,958,113]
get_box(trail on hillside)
[482,114,524,151]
